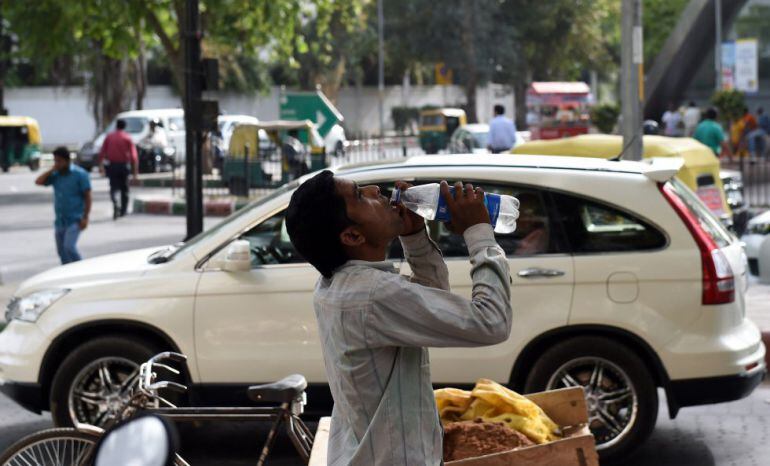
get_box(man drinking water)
[285,171,512,465]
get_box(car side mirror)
[223,239,251,272]
[93,414,178,466]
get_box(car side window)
[418,182,556,258]
[240,210,304,267]
[552,193,666,253]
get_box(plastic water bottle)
[391,183,520,234]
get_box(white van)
[76,109,186,169]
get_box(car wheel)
[523,336,658,463]
[28,158,40,171]
[1,164,8,173]
[49,336,163,428]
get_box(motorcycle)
[138,143,176,174]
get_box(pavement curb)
[129,177,223,189]
[133,197,249,217]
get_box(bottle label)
[435,188,501,227]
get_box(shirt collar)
[336,259,398,273]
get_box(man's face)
[335,178,404,248]
[53,156,70,173]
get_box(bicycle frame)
[125,352,313,464]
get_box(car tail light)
[659,183,735,305]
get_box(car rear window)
[668,178,733,248]
[122,117,146,133]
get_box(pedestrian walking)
[286,172,512,465]
[282,129,308,180]
[683,101,701,137]
[98,119,138,219]
[487,104,517,153]
[661,102,684,137]
[694,107,732,160]
[739,107,765,162]
[35,147,92,265]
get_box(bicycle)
[0,352,314,466]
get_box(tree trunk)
[460,0,478,122]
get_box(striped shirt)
[314,223,512,465]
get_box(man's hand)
[441,180,490,235]
[79,217,89,231]
[394,180,425,235]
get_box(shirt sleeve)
[366,223,512,348]
[399,229,449,291]
[129,139,138,165]
[98,135,109,164]
[43,172,57,186]
[79,171,92,193]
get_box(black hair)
[285,170,352,278]
[705,107,718,120]
[116,119,127,130]
[53,146,70,160]
[494,104,505,115]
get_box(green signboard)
[279,90,343,137]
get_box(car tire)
[49,336,165,428]
[28,158,40,171]
[523,336,658,464]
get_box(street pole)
[377,0,385,138]
[184,0,203,239]
[621,0,643,161]
[715,0,723,91]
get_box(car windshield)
[159,182,298,262]
[472,131,489,149]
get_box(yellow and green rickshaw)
[0,116,42,172]
[511,134,733,225]
[419,108,466,154]
[224,120,325,192]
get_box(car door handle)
[517,267,565,279]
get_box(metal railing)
[722,158,770,208]
[162,136,423,200]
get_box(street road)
[1,165,770,465]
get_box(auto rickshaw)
[0,116,42,172]
[511,134,733,225]
[224,120,325,193]
[419,108,466,154]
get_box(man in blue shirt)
[35,147,92,264]
[487,104,517,153]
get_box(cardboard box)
[446,386,599,466]
[309,386,598,466]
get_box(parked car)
[76,109,186,171]
[742,209,770,276]
[0,154,764,461]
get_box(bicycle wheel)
[0,428,100,466]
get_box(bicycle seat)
[248,374,307,403]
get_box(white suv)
[0,154,765,461]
